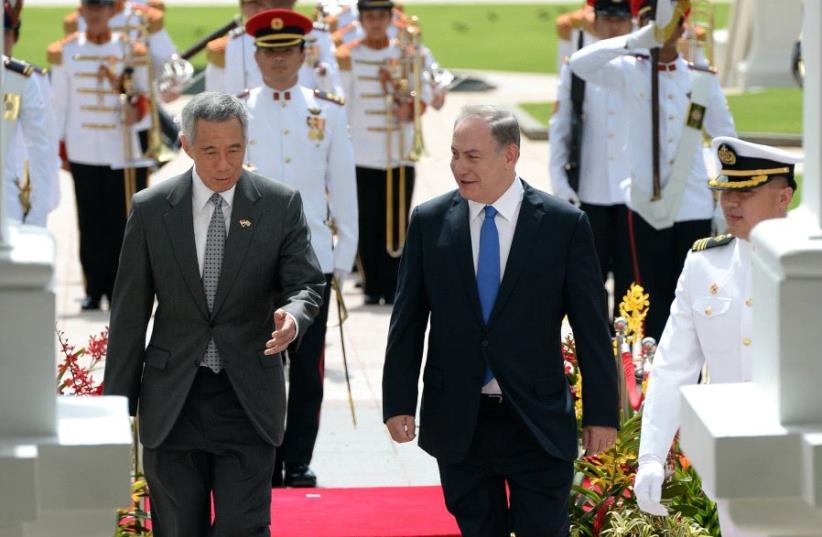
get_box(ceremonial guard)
[206,0,343,97]
[337,0,429,304]
[569,0,736,339]
[242,9,358,487]
[63,0,181,149]
[49,0,152,310]
[549,0,632,319]
[3,0,59,226]
[634,137,801,537]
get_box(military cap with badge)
[710,136,802,191]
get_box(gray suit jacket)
[103,169,325,449]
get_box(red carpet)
[269,486,460,537]
[142,486,460,536]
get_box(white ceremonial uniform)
[569,36,737,223]
[2,59,55,226]
[639,235,756,537]
[549,60,629,204]
[207,28,343,97]
[244,85,358,274]
[73,1,177,72]
[51,33,150,169]
[556,28,596,72]
[340,39,431,169]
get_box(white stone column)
[679,2,822,536]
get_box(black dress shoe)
[363,294,381,305]
[81,296,101,311]
[284,464,317,487]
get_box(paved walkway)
[50,69,556,487]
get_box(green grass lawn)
[726,87,803,134]
[521,87,803,135]
[13,2,730,73]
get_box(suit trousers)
[143,367,276,537]
[69,162,148,302]
[355,165,415,301]
[580,202,633,322]
[628,210,712,340]
[279,273,333,466]
[437,396,574,537]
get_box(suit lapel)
[487,182,544,328]
[446,194,483,325]
[163,171,209,319]
[211,171,263,317]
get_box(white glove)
[333,268,348,287]
[634,459,669,516]
[625,23,663,51]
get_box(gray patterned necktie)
[201,192,226,373]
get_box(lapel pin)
[239,219,252,229]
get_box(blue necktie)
[476,205,499,385]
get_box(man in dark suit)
[382,105,619,537]
[103,92,325,536]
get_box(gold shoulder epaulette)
[314,89,345,106]
[4,56,35,77]
[63,10,79,35]
[688,62,717,74]
[206,35,229,68]
[46,33,77,66]
[692,234,734,252]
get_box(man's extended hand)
[264,309,296,355]
[582,425,617,456]
[386,415,416,443]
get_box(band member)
[3,0,58,226]
[48,0,151,310]
[549,0,633,319]
[243,8,358,487]
[63,0,181,147]
[337,0,429,304]
[634,137,801,537]
[206,0,343,97]
[569,0,736,339]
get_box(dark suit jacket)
[382,181,619,463]
[104,169,325,449]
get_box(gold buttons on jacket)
[743,337,752,346]
[704,306,712,316]
[745,298,753,307]
[709,283,719,295]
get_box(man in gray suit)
[103,92,325,536]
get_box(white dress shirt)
[191,168,234,277]
[467,177,524,394]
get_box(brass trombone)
[378,16,426,258]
